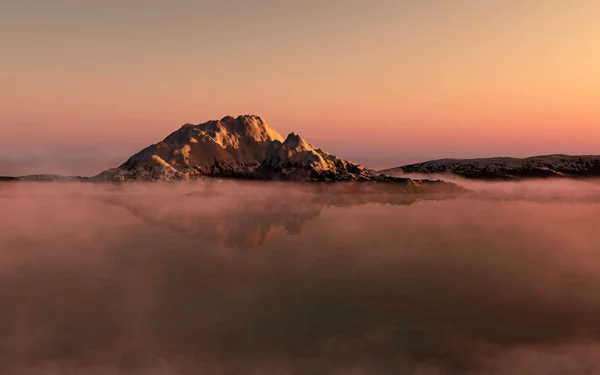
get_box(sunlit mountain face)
[92,115,378,182]
[90,114,462,188]
[3,180,600,374]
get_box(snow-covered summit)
[93,115,377,182]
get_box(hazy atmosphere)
[2,0,600,174]
[2,1,599,374]
[3,180,600,374]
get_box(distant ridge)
[379,154,600,180]
[0,175,86,182]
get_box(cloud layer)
[2,181,600,374]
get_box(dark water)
[2,181,600,374]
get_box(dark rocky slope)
[380,154,600,180]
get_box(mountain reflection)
[100,182,459,247]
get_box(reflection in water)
[99,182,457,247]
[2,181,600,374]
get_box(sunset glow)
[2,0,599,174]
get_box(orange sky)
[1,0,599,174]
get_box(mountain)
[380,154,600,180]
[91,114,461,192]
[93,115,372,182]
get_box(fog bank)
[2,181,600,374]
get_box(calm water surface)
[2,181,600,374]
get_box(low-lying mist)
[2,180,600,374]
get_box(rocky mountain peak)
[283,132,312,152]
[91,115,463,191]
[214,114,284,144]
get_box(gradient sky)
[1,0,599,174]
